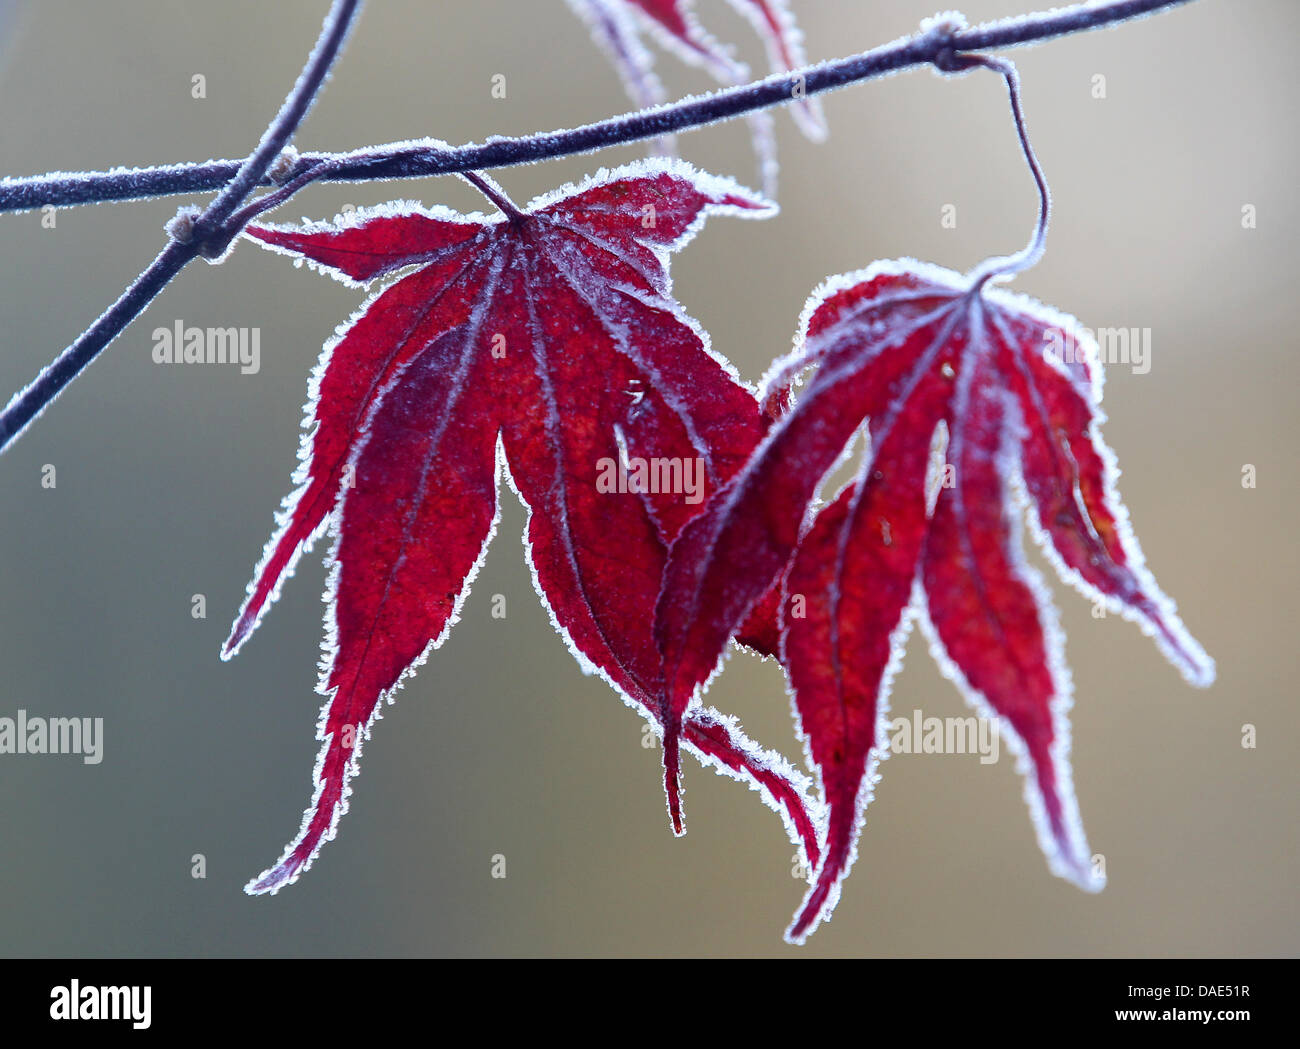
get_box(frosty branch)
[0,0,362,451]
[0,0,1195,456]
[1,0,1191,215]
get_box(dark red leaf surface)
[656,258,1215,941]
[228,161,822,893]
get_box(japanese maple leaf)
[224,160,822,893]
[655,258,1215,942]
[566,0,826,194]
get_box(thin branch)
[0,0,363,453]
[0,0,1197,455]
[0,0,1195,215]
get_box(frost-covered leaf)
[655,258,1215,942]
[229,160,822,893]
[566,0,826,194]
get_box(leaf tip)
[243,862,299,896]
[1163,630,1216,690]
[220,620,251,661]
[783,869,839,945]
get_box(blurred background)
[0,0,1294,957]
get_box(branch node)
[920,10,969,38]
[925,12,978,76]
[167,206,232,262]
[268,145,301,186]
[196,234,234,264]
[164,205,202,244]
[933,47,981,75]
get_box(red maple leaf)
[655,258,1215,942]
[567,0,826,193]
[225,160,821,893]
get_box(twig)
[0,0,363,453]
[0,0,1197,454]
[0,0,1194,214]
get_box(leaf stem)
[949,53,1051,289]
[460,172,524,221]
